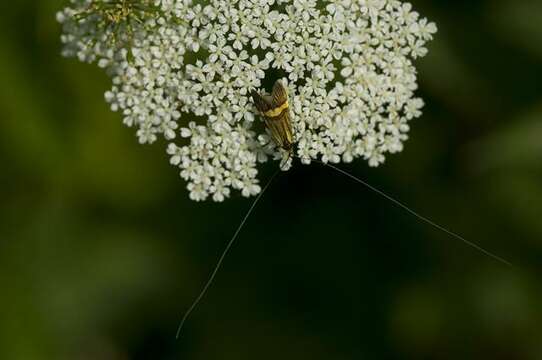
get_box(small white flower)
[59,0,436,201]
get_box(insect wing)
[251,90,272,114]
[271,81,288,109]
[251,81,294,151]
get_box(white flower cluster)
[58,0,436,201]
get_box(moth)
[251,80,294,156]
[176,80,512,339]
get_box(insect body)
[251,80,294,154]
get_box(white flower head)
[59,0,437,201]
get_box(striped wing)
[271,80,288,109]
[251,80,294,151]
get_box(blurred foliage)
[0,0,541,359]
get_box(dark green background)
[1,1,541,359]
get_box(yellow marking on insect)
[264,100,289,118]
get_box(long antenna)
[175,169,281,339]
[312,159,512,267]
